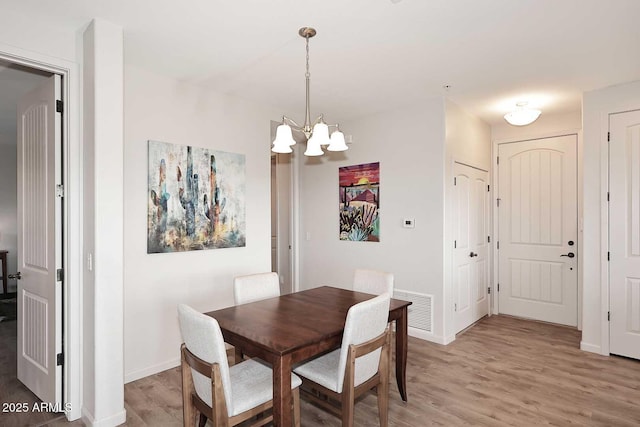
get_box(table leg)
[273,354,292,426]
[1,252,7,295]
[395,306,408,402]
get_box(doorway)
[270,121,295,295]
[496,135,578,326]
[453,162,490,333]
[0,60,66,424]
[609,109,640,360]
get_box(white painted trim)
[600,112,611,356]
[408,327,455,345]
[580,340,602,354]
[124,358,179,384]
[82,408,127,427]
[0,43,82,422]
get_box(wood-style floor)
[2,315,640,426]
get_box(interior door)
[16,74,62,404]
[498,135,577,326]
[609,110,640,359]
[454,162,490,333]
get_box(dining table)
[205,285,412,427]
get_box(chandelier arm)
[282,116,303,131]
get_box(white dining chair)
[233,272,280,305]
[178,304,301,427]
[293,293,392,427]
[353,269,394,296]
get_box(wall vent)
[394,289,433,333]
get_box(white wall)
[444,100,491,340]
[123,65,278,382]
[582,80,640,355]
[0,142,17,291]
[298,99,449,340]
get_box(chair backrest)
[336,293,391,391]
[177,304,233,413]
[233,272,280,305]
[353,269,394,296]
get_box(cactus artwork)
[147,140,246,253]
[339,162,380,242]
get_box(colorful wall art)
[339,162,380,242]
[147,140,246,253]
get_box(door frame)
[0,43,81,420]
[492,131,583,329]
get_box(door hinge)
[497,156,500,165]
[497,198,501,207]
[56,184,64,198]
[487,185,490,192]
[56,100,63,113]
[497,241,500,250]
[497,283,500,292]
[607,192,610,202]
[56,268,64,282]
[488,286,491,294]
[487,236,491,243]
[56,352,64,366]
[454,177,457,186]
[454,240,457,248]
[607,132,610,142]
[607,311,610,321]
[454,303,457,312]
[607,252,610,261]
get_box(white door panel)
[454,163,489,333]
[610,110,640,359]
[17,74,62,404]
[498,136,577,326]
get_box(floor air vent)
[394,289,433,333]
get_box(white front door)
[454,162,490,333]
[609,110,640,359]
[498,135,578,326]
[16,74,63,404]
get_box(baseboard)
[407,327,454,345]
[124,357,180,384]
[580,341,604,355]
[82,407,126,427]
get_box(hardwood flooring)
[3,314,640,426]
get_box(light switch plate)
[403,218,415,228]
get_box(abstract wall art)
[339,162,380,242]
[147,140,246,253]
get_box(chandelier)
[504,102,542,126]
[271,27,348,156]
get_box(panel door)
[498,135,578,326]
[454,163,489,333]
[16,74,62,404]
[610,110,640,359]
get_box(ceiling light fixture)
[272,27,348,156]
[504,102,542,126]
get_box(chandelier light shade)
[272,27,348,156]
[504,102,542,126]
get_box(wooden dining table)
[205,285,412,427]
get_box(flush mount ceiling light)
[272,27,348,157]
[504,102,542,126]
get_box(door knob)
[8,272,21,280]
[469,252,478,258]
[560,252,575,258]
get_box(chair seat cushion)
[229,358,302,416]
[293,349,341,392]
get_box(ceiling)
[5,0,640,126]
